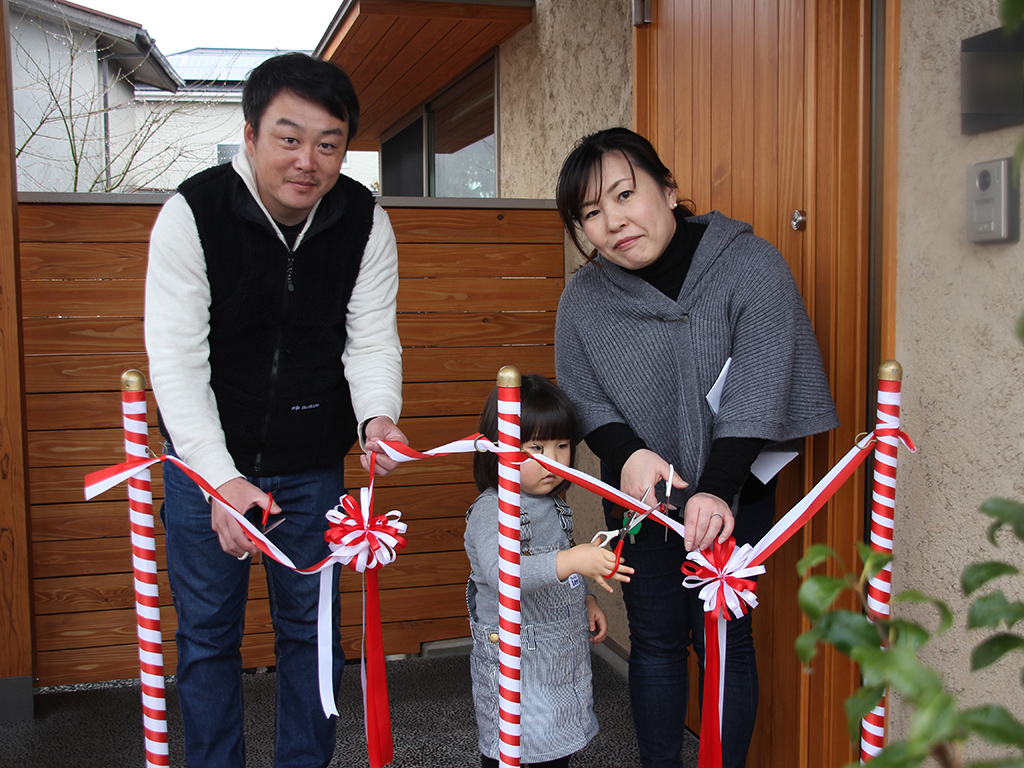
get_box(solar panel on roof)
[165,48,311,83]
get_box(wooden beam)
[0,0,34,722]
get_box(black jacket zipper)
[252,243,294,474]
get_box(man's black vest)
[175,164,376,476]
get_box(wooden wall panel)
[19,242,148,278]
[17,199,563,688]
[35,614,473,687]
[18,204,158,242]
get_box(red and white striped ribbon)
[121,384,168,768]
[496,381,523,766]
[373,389,915,768]
[86,448,405,768]
[861,373,910,762]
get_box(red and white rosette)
[323,462,407,768]
[682,539,765,765]
[683,539,764,621]
[325,493,406,571]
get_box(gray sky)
[80,0,342,55]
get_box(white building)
[10,0,182,192]
[11,1,381,194]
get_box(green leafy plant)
[796,499,1024,768]
[796,267,1024,765]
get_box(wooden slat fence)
[18,198,563,686]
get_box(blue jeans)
[161,456,347,768]
[615,493,775,768]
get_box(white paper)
[750,450,799,484]
[706,356,798,483]
[705,357,732,415]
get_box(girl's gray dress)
[464,488,598,763]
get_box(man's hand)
[212,477,281,558]
[361,415,409,476]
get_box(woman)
[553,128,839,768]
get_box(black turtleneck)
[583,209,769,506]
[631,207,704,300]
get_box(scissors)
[591,527,628,579]
[591,464,676,575]
[245,492,285,535]
[237,494,285,561]
[625,464,675,531]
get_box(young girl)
[464,374,633,768]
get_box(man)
[145,53,407,768]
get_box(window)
[217,144,239,165]
[381,117,424,197]
[428,59,496,198]
[380,56,495,197]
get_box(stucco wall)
[497,0,633,199]
[497,0,634,655]
[894,0,1024,751]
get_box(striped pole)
[860,360,904,763]
[495,366,522,767]
[121,371,169,768]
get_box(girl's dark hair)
[555,127,695,262]
[473,374,580,494]
[243,53,360,141]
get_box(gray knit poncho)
[554,211,839,504]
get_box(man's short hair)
[243,53,360,140]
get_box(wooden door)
[635,2,873,767]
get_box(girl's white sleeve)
[343,204,403,439]
[144,194,241,489]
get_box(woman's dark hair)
[555,127,694,262]
[243,53,360,141]
[473,374,580,494]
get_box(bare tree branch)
[12,7,241,193]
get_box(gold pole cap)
[121,369,147,392]
[877,360,903,382]
[496,365,521,388]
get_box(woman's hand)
[557,543,635,593]
[683,492,734,552]
[586,594,608,644]
[621,448,689,506]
